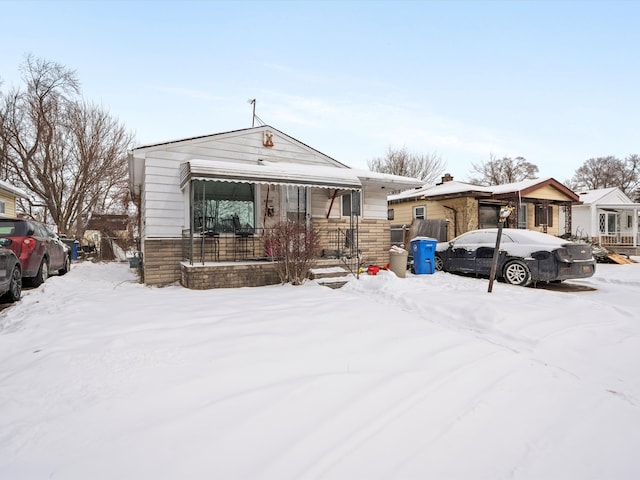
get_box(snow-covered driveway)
[1,261,639,479]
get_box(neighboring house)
[83,214,131,260]
[0,179,28,218]
[570,187,640,254]
[128,125,422,288]
[388,174,579,242]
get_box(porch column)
[633,207,638,248]
[590,203,599,242]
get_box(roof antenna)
[248,98,256,127]
[247,98,265,127]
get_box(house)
[127,125,423,288]
[82,214,132,260]
[570,187,640,255]
[387,174,579,243]
[0,179,28,218]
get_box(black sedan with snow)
[434,228,596,286]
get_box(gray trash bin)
[389,248,409,278]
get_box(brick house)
[388,174,579,244]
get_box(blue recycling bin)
[71,240,79,260]
[410,237,437,274]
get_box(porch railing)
[327,227,360,275]
[182,225,362,273]
[596,232,640,247]
[182,227,265,265]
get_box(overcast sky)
[2,0,638,183]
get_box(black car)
[434,228,596,286]
[0,238,22,303]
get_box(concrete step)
[308,266,349,280]
[309,266,352,289]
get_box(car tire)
[434,254,444,271]
[32,258,49,287]
[503,260,532,286]
[59,254,71,275]
[4,265,22,303]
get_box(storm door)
[284,186,308,223]
[479,205,500,229]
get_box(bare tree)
[0,54,134,236]
[468,154,539,185]
[368,146,446,184]
[570,155,639,198]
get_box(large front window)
[192,180,255,233]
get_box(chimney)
[439,173,454,184]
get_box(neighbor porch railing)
[595,231,640,247]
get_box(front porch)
[176,220,378,289]
[592,232,640,256]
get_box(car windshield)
[0,220,29,236]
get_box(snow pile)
[1,260,639,479]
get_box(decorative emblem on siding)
[263,130,274,147]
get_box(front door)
[599,212,619,242]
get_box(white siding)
[137,129,350,239]
[572,207,592,237]
[363,187,389,220]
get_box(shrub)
[263,221,320,285]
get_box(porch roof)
[181,159,423,191]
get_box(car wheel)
[32,258,49,287]
[503,260,532,286]
[435,254,444,271]
[59,254,71,275]
[4,265,22,302]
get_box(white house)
[128,125,423,288]
[571,187,640,253]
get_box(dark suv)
[0,218,70,286]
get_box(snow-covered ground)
[1,260,639,480]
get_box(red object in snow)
[367,265,380,275]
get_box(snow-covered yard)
[1,260,640,479]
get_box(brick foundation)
[142,239,183,286]
[181,262,281,289]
